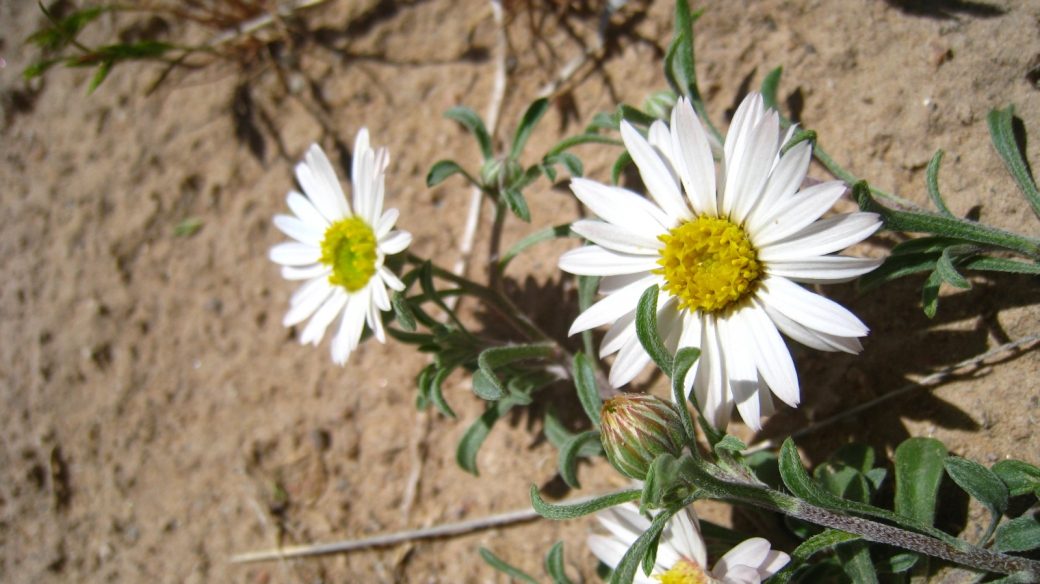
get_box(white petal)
[671,97,718,217]
[743,302,800,408]
[296,159,344,224]
[720,93,764,200]
[378,266,405,291]
[714,565,760,584]
[695,316,732,430]
[669,507,708,569]
[571,219,664,254]
[723,111,780,224]
[751,181,847,247]
[762,302,864,353]
[274,214,323,246]
[757,213,882,262]
[714,538,771,579]
[379,230,412,256]
[287,190,330,230]
[620,121,694,222]
[757,276,869,337]
[600,272,658,295]
[569,275,659,335]
[304,143,349,217]
[647,119,681,191]
[299,287,347,346]
[284,278,333,326]
[757,551,791,578]
[745,141,812,235]
[597,504,652,543]
[375,208,400,239]
[373,146,390,175]
[368,172,385,226]
[352,148,375,224]
[609,331,653,387]
[718,312,762,431]
[766,255,884,284]
[270,242,321,266]
[676,309,704,400]
[352,128,370,184]
[281,264,330,280]
[366,288,386,343]
[331,287,369,364]
[570,178,675,233]
[371,276,391,311]
[587,534,629,570]
[559,246,660,276]
[600,310,637,357]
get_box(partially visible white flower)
[588,503,789,584]
[269,130,412,365]
[559,92,883,430]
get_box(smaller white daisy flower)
[269,130,412,365]
[589,503,789,584]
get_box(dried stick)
[742,330,1040,455]
[206,0,329,47]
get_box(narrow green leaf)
[445,106,493,160]
[874,552,918,574]
[559,430,601,489]
[617,104,658,128]
[542,163,557,183]
[545,152,583,178]
[836,541,880,584]
[943,456,1008,543]
[815,464,873,504]
[922,269,943,318]
[926,150,954,217]
[936,248,971,289]
[88,59,113,94]
[173,217,203,237]
[670,347,701,446]
[781,129,816,155]
[511,98,550,158]
[667,0,702,101]
[428,367,456,419]
[457,398,519,475]
[635,285,673,373]
[99,40,173,59]
[779,439,833,507]
[530,485,641,520]
[858,252,940,292]
[993,515,1040,553]
[546,133,622,157]
[763,530,861,584]
[22,58,61,81]
[474,344,554,400]
[573,353,603,428]
[502,187,531,222]
[611,151,633,185]
[641,527,662,577]
[761,67,784,113]
[892,236,975,256]
[545,541,575,584]
[961,256,1040,276]
[500,224,576,270]
[992,460,1040,497]
[831,443,876,475]
[894,437,948,526]
[391,291,417,332]
[427,159,469,186]
[987,105,1040,218]
[479,547,540,584]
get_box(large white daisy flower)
[589,503,789,584]
[269,130,412,365]
[559,93,882,430]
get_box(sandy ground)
[2,0,1040,581]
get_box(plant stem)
[488,198,507,292]
[813,144,925,209]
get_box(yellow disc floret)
[655,559,720,584]
[655,215,761,313]
[320,215,378,292]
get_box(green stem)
[488,198,507,292]
[813,144,924,210]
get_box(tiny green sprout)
[174,217,203,238]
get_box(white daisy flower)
[559,93,883,430]
[269,130,412,365]
[589,503,789,584]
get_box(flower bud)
[643,90,678,121]
[600,394,687,481]
[480,156,523,190]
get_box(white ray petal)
[756,213,881,262]
[745,141,813,234]
[671,97,718,217]
[620,121,694,222]
[714,538,771,580]
[571,219,664,254]
[718,311,762,431]
[352,128,370,185]
[304,143,349,218]
[270,242,321,266]
[723,111,780,224]
[762,302,864,353]
[300,287,347,345]
[371,276,391,311]
[647,119,681,191]
[296,160,343,223]
[378,266,405,291]
[373,146,390,175]
[281,264,330,280]
[569,275,659,335]
[600,272,659,295]
[559,246,661,276]
[609,331,653,387]
[752,181,847,247]
[745,300,800,407]
[352,148,375,224]
[375,208,399,239]
[379,230,412,255]
[758,276,869,337]
[570,178,676,233]
[283,278,333,326]
[695,316,731,429]
[720,93,764,199]
[368,172,386,226]
[597,504,652,543]
[273,214,323,246]
[669,507,708,569]
[366,286,386,343]
[600,310,637,357]
[765,255,884,284]
[287,190,330,229]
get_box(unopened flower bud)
[600,394,687,481]
[480,156,523,190]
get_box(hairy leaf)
[444,106,493,160]
[530,485,640,520]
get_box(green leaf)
[530,485,641,520]
[502,187,531,222]
[781,129,816,155]
[559,430,602,489]
[761,67,784,113]
[634,285,674,374]
[88,58,113,94]
[992,460,1040,497]
[874,552,918,574]
[511,98,550,158]
[544,152,583,178]
[611,151,633,185]
[427,160,469,186]
[457,398,520,475]
[961,256,1040,276]
[894,437,948,526]
[617,104,658,128]
[173,217,203,237]
[573,353,603,428]
[836,541,880,584]
[779,439,835,508]
[815,464,873,504]
[499,224,576,270]
[891,236,975,256]
[473,344,554,400]
[98,40,173,60]
[831,443,876,475]
[418,262,472,336]
[428,367,456,419]
[444,106,493,160]
[666,0,703,101]
[987,105,1040,218]
[765,530,861,584]
[609,505,681,584]
[22,58,61,81]
[542,163,557,183]
[545,541,575,584]
[391,291,417,332]
[479,547,540,584]
[546,133,622,157]
[943,456,1008,542]
[936,248,971,289]
[745,451,783,490]
[858,252,940,293]
[670,347,701,445]
[926,150,954,217]
[27,6,109,50]
[922,270,943,318]
[993,515,1040,553]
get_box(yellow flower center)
[320,216,378,292]
[654,215,761,313]
[655,559,719,584]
